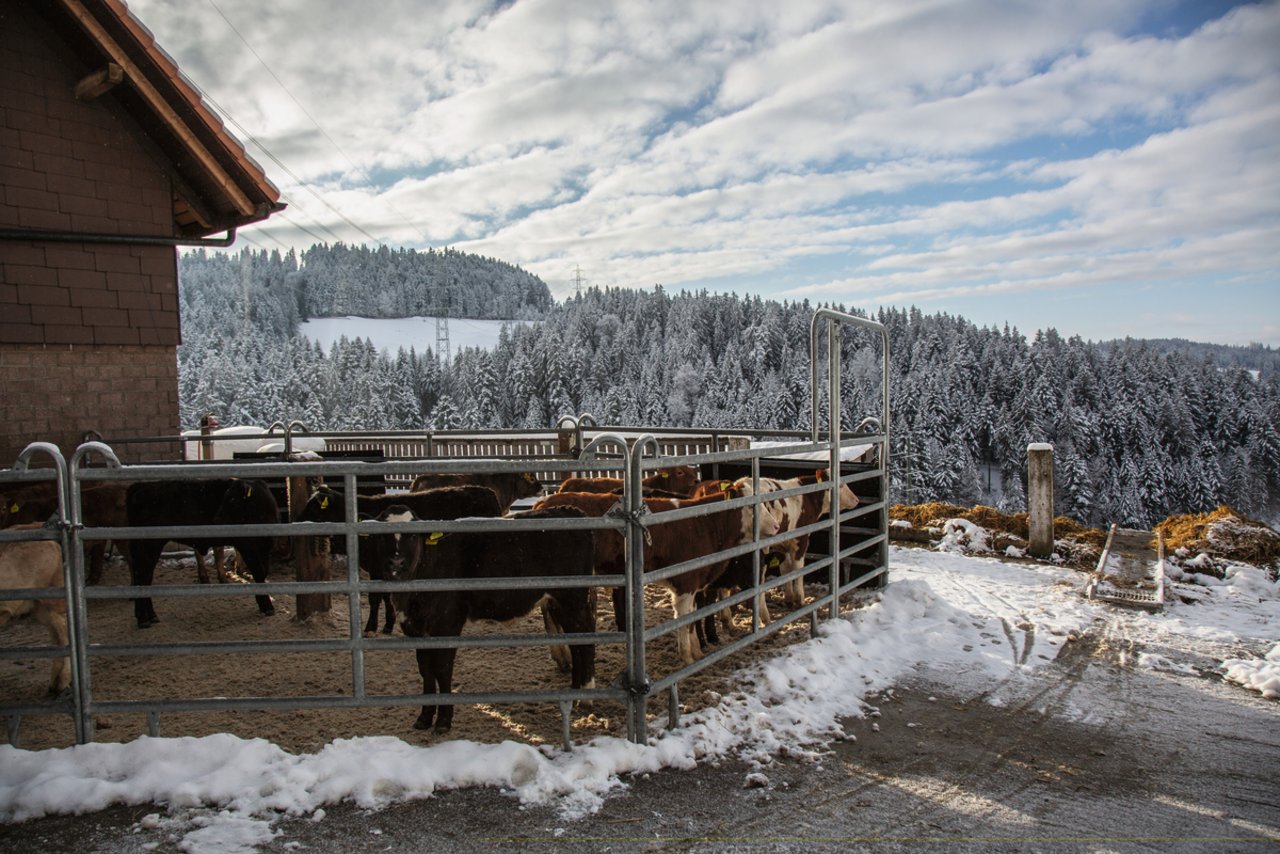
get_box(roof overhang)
[33,0,285,238]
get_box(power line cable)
[272,191,348,245]
[198,87,380,246]
[274,206,340,247]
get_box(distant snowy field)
[298,316,529,355]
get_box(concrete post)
[1028,443,1054,558]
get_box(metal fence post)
[625,436,653,744]
[69,441,124,743]
[14,443,80,742]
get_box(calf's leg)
[35,603,70,695]
[126,540,163,628]
[415,647,460,731]
[364,593,397,636]
[542,602,572,673]
[85,542,107,586]
[672,590,703,665]
[237,541,275,616]
[363,594,381,637]
[544,591,596,691]
[379,593,396,633]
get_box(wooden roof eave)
[53,0,283,236]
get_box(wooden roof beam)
[74,61,123,100]
[58,0,258,218]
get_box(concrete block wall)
[0,344,179,465]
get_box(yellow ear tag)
[320,496,329,510]
[720,481,730,492]
[524,473,535,483]
[426,532,446,546]
[658,471,669,479]
[769,555,782,569]
[9,503,18,514]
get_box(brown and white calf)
[535,486,782,664]
[556,465,699,497]
[724,470,859,622]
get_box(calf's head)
[300,486,343,523]
[650,465,699,495]
[213,479,278,525]
[514,471,544,501]
[812,469,859,513]
[374,505,424,581]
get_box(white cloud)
[126,0,1280,343]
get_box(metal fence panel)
[2,313,889,748]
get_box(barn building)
[0,0,283,464]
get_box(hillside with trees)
[176,247,1280,529]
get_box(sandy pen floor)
[2,550,824,754]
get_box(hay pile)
[1155,506,1280,578]
[888,503,1106,570]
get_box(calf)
[557,465,699,497]
[694,551,785,648]
[1,482,130,585]
[408,471,543,511]
[122,479,279,628]
[727,470,860,622]
[298,485,505,637]
[374,504,596,732]
[535,487,781,664]
[0,528,70,695]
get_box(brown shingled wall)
[0,344,179,465]
[1,3,183,462]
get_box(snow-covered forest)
[176,247,1280,529]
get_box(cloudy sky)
[128,0,1279,346]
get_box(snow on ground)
[2,533,1277,853]
[297,316,527,356]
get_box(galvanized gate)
[1,309,888,748]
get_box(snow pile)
[1222,642,1280,700]
[937,518,990,555]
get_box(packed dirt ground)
[1,546,825,753]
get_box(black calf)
[377,504,597,732]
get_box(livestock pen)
[1,309,889,750]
